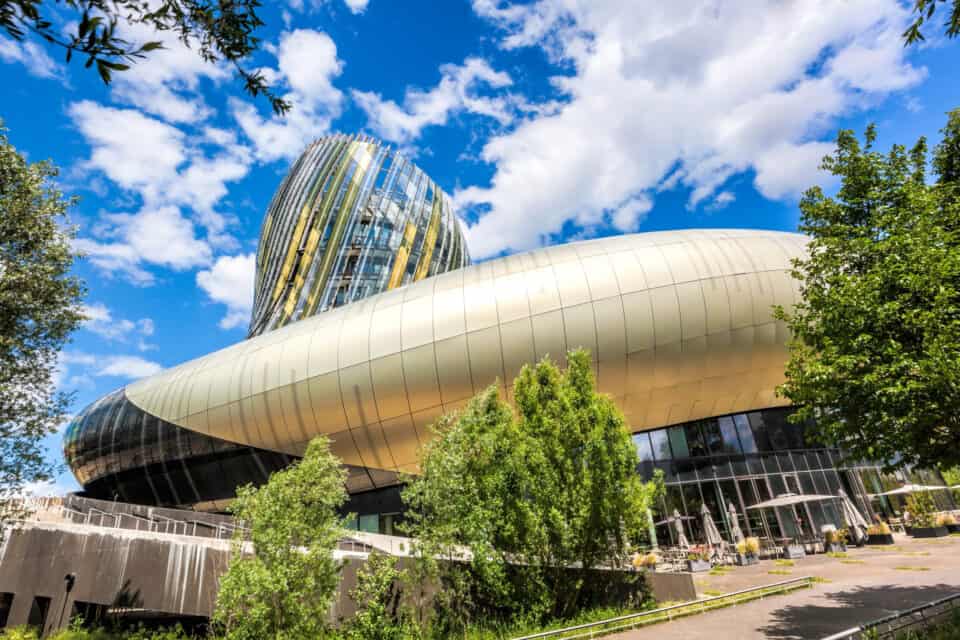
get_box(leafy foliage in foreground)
[776,109,960,470]
[0,0,288,114]
[213,436,347,640]
[403,350,661,634]
[0,124,84,531]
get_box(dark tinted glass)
[748,412,773,451]
[650,430,672,460]
[717,416,743,454]
[633,433,654,462]
[684,422,708,457]
[668,426,690,459]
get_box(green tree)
[0,124,83,529]
[776,109,960,470]
[0,0,288,114]
[343,552,418,640]
[213,435,347,640]
[402,350,660,632]
[904,0,960,44]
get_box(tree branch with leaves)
[0,0,289,114]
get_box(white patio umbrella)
[646,508,658,549]
[745,493,837,509]
[727,501,745,543]
[672,509,690,549]
[870,484,949,497]
[701,503,724,546]
[837,489,868,543]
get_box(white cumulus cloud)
[0,36,61,79]
[232,29,344,162]
[80,302,155,344]
[459,0,925,258]
[353,57,514,145]
[197,253,256,330]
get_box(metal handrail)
[512,576,815,640]
[821,592,960,640]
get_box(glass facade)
[248,134,470,337]
[636,407,955,545]
[63,389,294,506]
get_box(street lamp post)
[55,573,76,634]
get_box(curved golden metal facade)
[116,228,805,494]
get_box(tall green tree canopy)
[0,125,83,522]
[213,435,347,640]
[402,350,660,629]
[0,0,288,114]
[777,109,960,470]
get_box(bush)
[343,553,419,640]
[632,552,658,570]
[402,350,662,632]
[936,513,956,526]
[825,528,848,544]
[907,493,937,528]
[867,522,892,536]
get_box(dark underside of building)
[65,389,954,542]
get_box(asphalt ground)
[615,533,960,639]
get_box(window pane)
[633,433,654,462]
[358,514,379,533]
[684,422,708,457]
[715,417,742,454]
[668,426,690,459]
[748,412,775,451]
[734,414,759,453]
[650,430,672,460]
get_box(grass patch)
[774,559,795,567]
[694,580,710,587]
[768,569,792,575]
[810,576,832,584]
[893,565,931,571]
[702,589,723,597]
[840,559,866,565]
[708,566,733,576]
[826,551,848,558]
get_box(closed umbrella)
[727,501,745,543]
[646,508,658,549]
[701,503,724,546]
[672,509,690,549]
[838,489,868,543]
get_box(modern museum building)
[64,134,954,547]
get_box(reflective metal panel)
[69,229,808,504]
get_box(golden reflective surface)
[126,229,806,486]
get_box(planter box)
[648,571,697,602]
[867,533,895,545]
[946,523,960,534]
[735,553,758,566]
[911,526,949,538]
[686,559,711,572]
[784,544,806,559]
[825,542,847,554]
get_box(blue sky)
[1,0,958,494]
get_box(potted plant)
[866,522,895,545]
[735,537,760,565]
[686,547,711,572]
[938,513,960,534]
[632,552,659,571]
[907,493,949,538]
[824,528,848,553]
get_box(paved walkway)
[616,534,960,639]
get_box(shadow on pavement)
[757,583,958,639]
